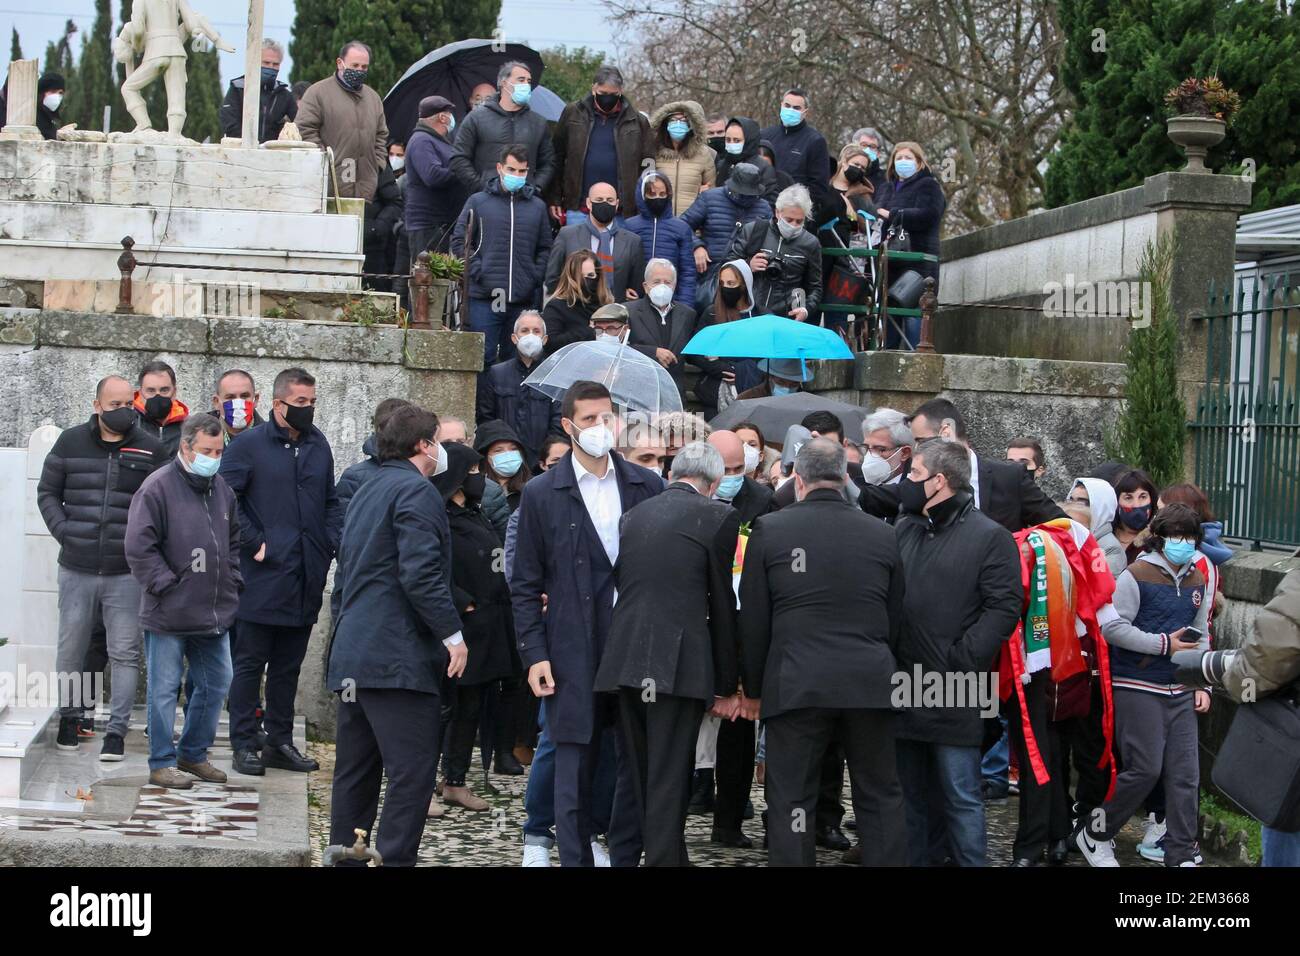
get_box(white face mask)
[516,333,544,359]
[598,330,625,346]
[425,440,448,476]
[43,92,63,112]
[776,218,804,240]
[743,442,761,474]
[572,422,615,458]
[648,283,674,308]
[389,155,405,172]
[860,453,894,486]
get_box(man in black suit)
[543,182,645,302]
[739,438,908,866]
[700,429,773,846]
[857,398,1065,531]
[595,441,741,866]
[625,258,703,392]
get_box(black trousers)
[765,707,906,866]
[714,716,755,835]
[494,676,525,754]
[227,621,311,751]
[1054,678,1110,832]
[329,687,440,867]
[817,740,847,829]
[613,688,705,867]
[441,681,484,785]
[1008,671,1067,860]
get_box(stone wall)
[810,351,1126,502]
[0,307,484,740]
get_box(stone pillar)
[240,0,265,148]
[0,60,43,142]
[1141,171,1252,479]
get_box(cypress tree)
[65,0,114,132]
[10,28,22,64]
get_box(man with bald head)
[39,374,169,758]
[695,429,775,848]
[545,181,646,302]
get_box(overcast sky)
[2,0,622,89]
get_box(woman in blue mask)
[648,100,716,215]
[876,141,947,350]
[1112,468,1159,565]
[1079,503,1210,868]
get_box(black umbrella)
[383,38,546,146]
[709,392,867,444]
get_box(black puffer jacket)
[728,217,823,316]
[37,415,169,575]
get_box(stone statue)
[112,0,234,139]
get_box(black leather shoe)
[233,748,265,776]
[711,829,753,849]
[1048,838,1070,865]
[844,817,857,831]
[743,798,755,820]
[816,825,851,852]
[1013,857,1045,867]
[687,769,714,815]
[493,750,525,775]
[262,743,318,772]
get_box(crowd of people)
[34,356,1300,868]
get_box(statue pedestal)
[0,125,42,143]
[0,138,365,294]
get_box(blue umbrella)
[681,313,855,361]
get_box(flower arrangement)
[1164,76,1241,124]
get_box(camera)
[762,252,786,278]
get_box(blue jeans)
[896,739,986,866]
[521,700,618,848]
[468,298,524,366]
[980,715,1009,789]
[884,313,920,350]
[145,630,232,771]
[1262,826,1300,867]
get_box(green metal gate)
[1192,272,1300,548]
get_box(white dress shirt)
[967,446,981,510]
[572,451,623,566]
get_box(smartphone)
[1182,626,1203,641]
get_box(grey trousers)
[1090,689,1199,866]
[55,566,143,737]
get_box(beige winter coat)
[296,75,389,202]
[650,99,716,216]
[1223,568,1300,702]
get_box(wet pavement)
[306,742,1231,868]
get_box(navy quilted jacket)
[451,177,553,305]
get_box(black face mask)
[897,475,936,515]
[340,68,367,90]
[660,455,675,480]
[582,275,600,299]
[100,406,137,436]
[844,164,867,185]
[720,284,745,308]
[143,394,172,424]
[645,195,669,216]
[708,135,725,155]
[281,402,315,433]
[462,472,486,506]
[1117,503,1152,532]
[589,200,617,225]
[594,92,620,112]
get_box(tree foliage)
[289,0,502,97]
[539,46,609,106]
[10,27,22,64]
[1046,0,1300,212]
[1105,234,1187,488]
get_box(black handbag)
[1211,684,1300,831]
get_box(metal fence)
[1193,271,1300,548]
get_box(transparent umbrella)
[524,340,683,414]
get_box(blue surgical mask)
[772,384,796,396]
[446,112,456,132]
[260,66,278,86]
[715,473,745,500]
[510,81,532,106]
[895,159,918,179]
[191,452,220,478]
[502,172,527,192]
[780,106,803,128]
[865,147,878,163]
[1162,538,1197,567]
[666,120,690,141]
[491,450,523,478]
[725,141,744,155]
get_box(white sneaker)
[521,844,552,867]
[1178,860,1198,867]
[1140,813,1167,850]
[591,839,611,867]
[1075,828,1120,867]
